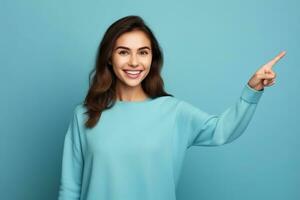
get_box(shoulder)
[171,97,212,123]
[157,95,180,103]
[156,96,204,118]
[154,95,182,109]
[74,102,87,114]
[70,102,88,123]
[156,95,203,111]
[161,96,197,110]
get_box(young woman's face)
[111,30,152,88]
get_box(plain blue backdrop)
[1,0,299,199]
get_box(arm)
[177,84,264,148]
[58,106,83,200]
[179,51,286,148]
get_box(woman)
[58,15,286,200]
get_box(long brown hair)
[83,15,173,129]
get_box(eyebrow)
[114,46,151,51]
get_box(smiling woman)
[82,15,173,129]
[110,30,153,92]
[57,15,286,200]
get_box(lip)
[123,70,143,79]
[123,69,144,71]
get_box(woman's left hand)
[248,51,287,91]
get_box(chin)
[122,79,143,87]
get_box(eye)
[119,50,128,55]
[139,51,149,55]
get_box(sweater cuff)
[240,83,264,104]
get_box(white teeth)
[125,70,141,75]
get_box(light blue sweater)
[58,83,264,200]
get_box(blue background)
[1,0,299,199]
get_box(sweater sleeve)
[58,106,83,200]
[176,84,264,148]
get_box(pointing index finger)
[274,51,287,62]
[268,50,287,69]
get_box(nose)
[129,54,139,67]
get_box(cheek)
[112,56,127,68]
[143,61,152,76]
[111,61,123,76]
[142,56,152,67]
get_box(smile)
[123,70,143,79]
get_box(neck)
[115,81,148,101]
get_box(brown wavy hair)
[83,15,173,129]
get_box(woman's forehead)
[115,31,151,49]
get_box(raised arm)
[177,51,286,148]
[177,83,264,148]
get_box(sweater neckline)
[115,97,153,105]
